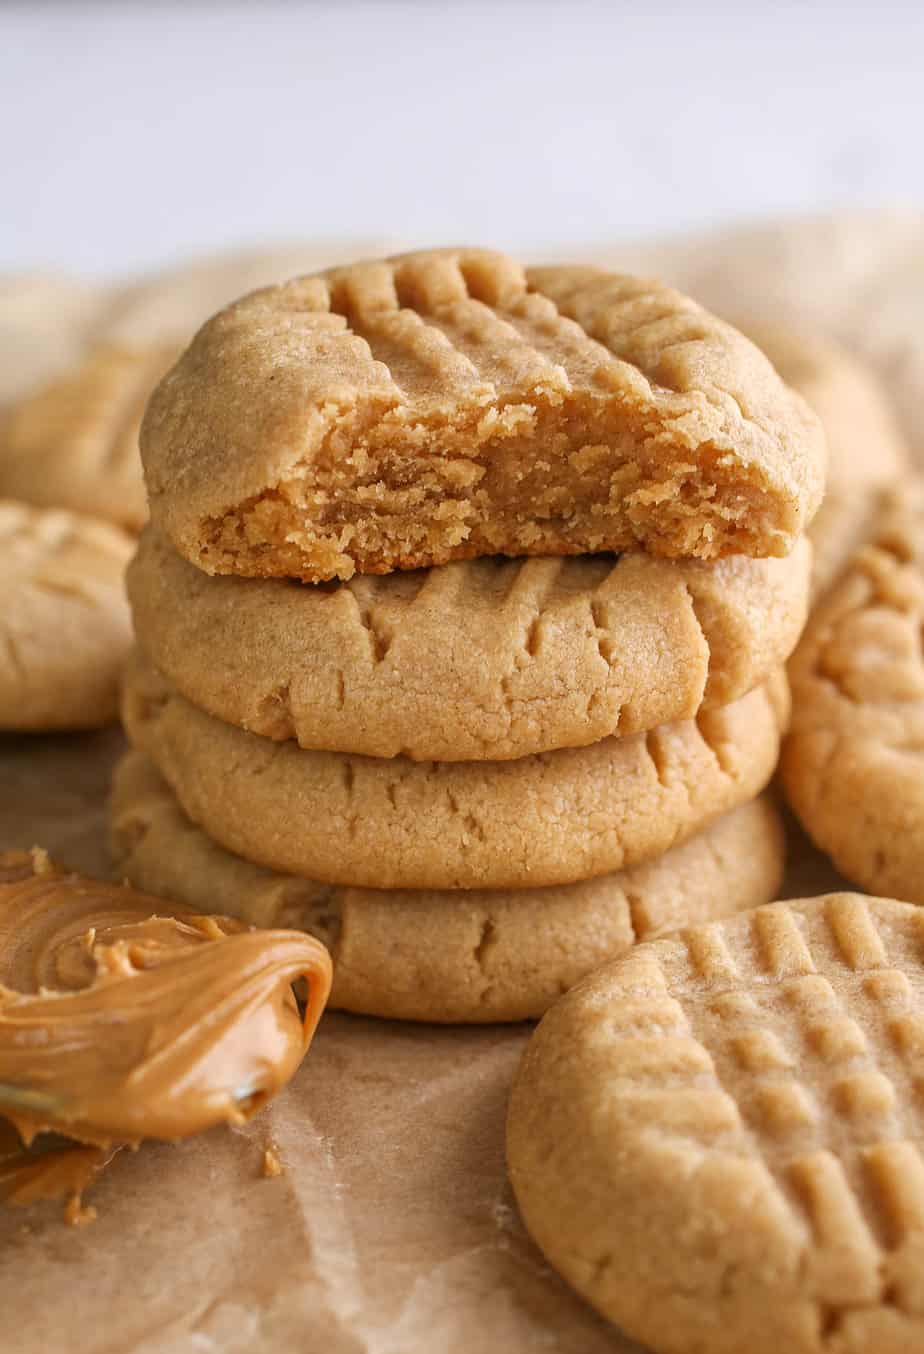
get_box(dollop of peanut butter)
[0,849,332,1212]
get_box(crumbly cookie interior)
[203,393,777,581]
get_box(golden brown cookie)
[140,247,825,582]
[127,526,810,761]
[0,343,180,532]
[508,894,924,1353]
[745,325,909,597]
[0,500,133,729]
[110,752,785,1023]
[121,649,788,891]
[782,481,924,902]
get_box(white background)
[1,0,923,279]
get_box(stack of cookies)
[110,248,825,1022]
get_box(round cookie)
[128,526,810,761]
[745,325,909,599]
[122,649,789,891]
[110,751,786,1023]
[0,343,180,532]
[141,247,825,582]
[782,482,924,902]
[508,893,924,1353]
[0,499,133,730]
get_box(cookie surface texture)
[782,482,924,901]
[140,247,825,581]
[121,649,788,890]
[746,324,908,598]
[508,894,924,1353]
[128,526,809,760]
[0,499,133,729]
[0,343,179,532]
[110,752,785,1023]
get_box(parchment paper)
[0,213,913,1354]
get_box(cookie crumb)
[262,1146,283,1179]
[64,1195,97,1227]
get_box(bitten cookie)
[110,752,785,1023]
[508,894,924,1354]
[746,325,908,598]
[128,526,810,761]
[0,500,133,729]
[0,343,180,532]
[140,247,825,582]
[782,481,924,902]
[122,650,788,891]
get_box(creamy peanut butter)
[0,849,332,1214]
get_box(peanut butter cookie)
[782,481,924,901]
[508,894,924,1353]
[127,526,809,760]
[122,649,788,891]
[141,248,825,581]
[0,344,180,532]
[0,500,133,729]
[110,752,785,1023]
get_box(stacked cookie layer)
[112,248,825,1021]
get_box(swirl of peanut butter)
[0,849,331,1211]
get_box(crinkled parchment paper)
[3,212,915,1352]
